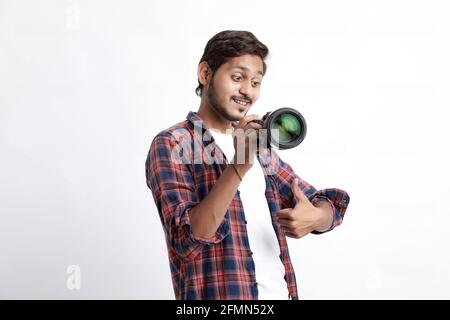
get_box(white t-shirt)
[209,128,290,300]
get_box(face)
[203,54,264,122]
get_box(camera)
[250,107,307,150]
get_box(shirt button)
[244,220,248,224]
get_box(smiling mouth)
[232,97,250,108]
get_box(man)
[145,30,350,300]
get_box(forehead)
[221,54,264,76]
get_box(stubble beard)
[206,77,241,122]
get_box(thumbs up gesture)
[276,178,333,239]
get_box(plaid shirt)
[145,111,350,300]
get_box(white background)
[1,0,449,299]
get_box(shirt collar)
[186,111,209,132]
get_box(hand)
[276,178,329,239]
[231,114,263,173]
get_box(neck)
[197,98,233,134]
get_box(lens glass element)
[272,113,302,143]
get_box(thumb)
[292,178,309,203]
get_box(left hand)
[276,178,326,239]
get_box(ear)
[197,61,211,87]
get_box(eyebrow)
[232,65,264,76]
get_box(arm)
[266,149,350,235]
[145,132,249,261]
[189,160,248,239]
[276,178,338,238]
[314,200,334,233]
[146,133,229,261]
[190,113,262,238]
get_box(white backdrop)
[1,0,449,299]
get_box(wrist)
[234,163,251,174]
[231,163,250,179]
[229,163,244,181]
[231,155,252,173]
[313,202,334,232]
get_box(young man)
[145,30,350,300]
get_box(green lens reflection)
[272,113,302,143]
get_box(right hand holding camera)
[231,114,263,174]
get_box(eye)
[252,81,261,87]
[232,75,242,81]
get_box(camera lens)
[268,108,307,149]
[272,113,302,143]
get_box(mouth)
[232,97,250,110]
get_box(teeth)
[233,98,248,106]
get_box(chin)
[231,106,249,118]
[216,100,247,122]
[226,114,241,122]
[232,108,248,120]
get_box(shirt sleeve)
[267,149,350,234]
[145,132,230,261]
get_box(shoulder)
[151,119,194,146]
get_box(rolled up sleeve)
[145,133,230,261]
[269,150,350,234]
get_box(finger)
[243,122,263,132]
[276,208,291,214]
[284,232,299,239]
[284,231,306,239]
[248,119,264,126]
[279,224,294,233]
[233,123,262,137]
[292,178,310,203]
[277,218,295,229]
[276,210,294,221]
[242,114,262,122]
[276,208,292,216]
[236,115,262,129]
[280,225,309,239]
[245,119,263,127]
[279,225,296,236]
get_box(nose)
[239,80,255,101]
